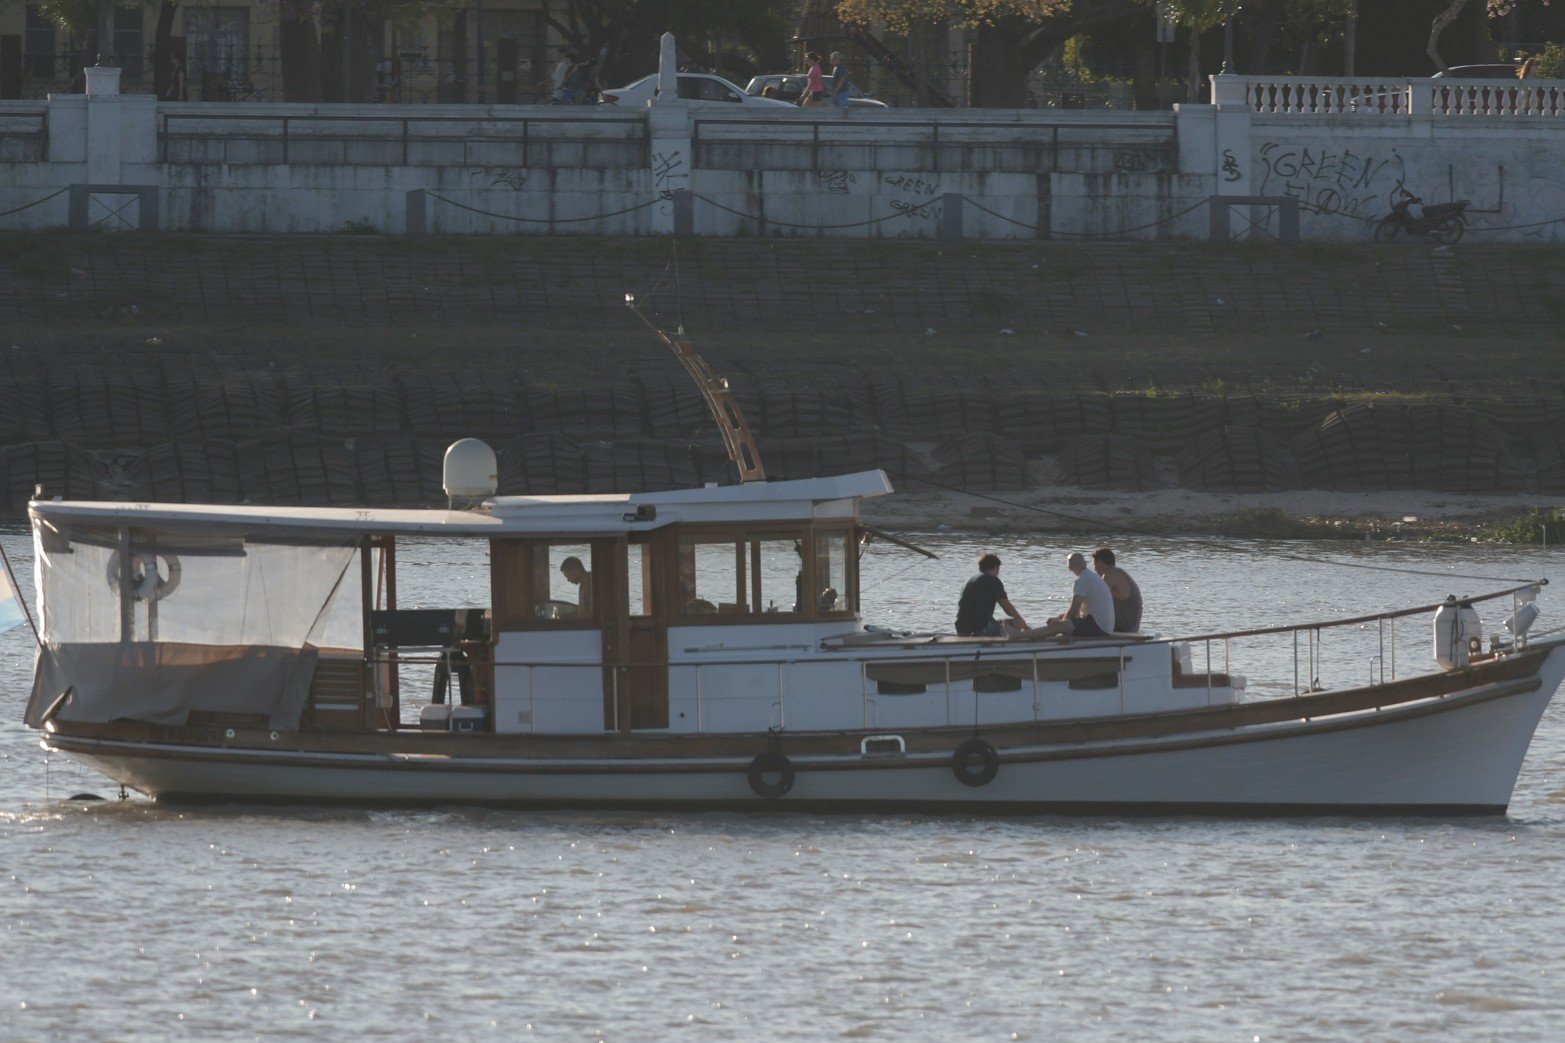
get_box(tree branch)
[1426,0,1471,74]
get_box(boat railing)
[367,581,1543,732]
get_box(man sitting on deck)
[955,553,1028,636]
[1093,547,1143,633]
[1033,552,1115,639]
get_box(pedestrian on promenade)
[552,48,578,103]
[799,52,826,108]
[827,51,853,115]
[568,58,600,104]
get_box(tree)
[545,0,794,88]
[836,0,1134,106]
[1427,0,1472,70]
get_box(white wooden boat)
[17,312,1565,814]
[19,468,1562,815]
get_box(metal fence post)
[671,188,694,237]
[405,188,426,237]
[940,191,963,243]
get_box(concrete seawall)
[4,72,1565,242]
[2,234,1564,520]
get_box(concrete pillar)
[940,192,963,243]
[83,66,123,186]
[648,38,693,237]
[656,31,678,100]
[1177,76,1254,197]
[406,189,427,236]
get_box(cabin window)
[529,542,596,621]
[814,529,854,615]
[626,541,653,617]
[749,535,805,614]
[678,535,741,615]
[673,527,856,620]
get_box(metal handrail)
[690,115,1174,173]
[157,110,649,165]
[1173,581,1543,646]
[369,581,1544,672]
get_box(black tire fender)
[951,737,1000,787]
[747,750,796,799]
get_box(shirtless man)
[1093,547,1143,633]
[1034,552,1115,639]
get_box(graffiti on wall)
[1257,138,1565,241]
[817,171,857,193]
[1257,142,1399,219]
[882,173,942,235]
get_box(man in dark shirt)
[955,553,1028,636]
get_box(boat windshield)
[27,519,370,730]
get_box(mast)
[626,295,767,483]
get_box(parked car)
[744,74,890,109]
[1431,64,1521,79]
[1351,64,1526,113]
[599,72,796,109]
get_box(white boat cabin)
[26,470,1238,739]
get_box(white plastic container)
[419,704,453,731]
[1433,599,1483,669]
[450,705,489,733]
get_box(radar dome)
[444,439,498,505]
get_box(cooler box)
[419,704,452,731]
[450,705,489,733]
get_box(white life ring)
[107,550,182,602]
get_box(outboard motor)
[1433,595,1483,669]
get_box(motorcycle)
[1373,189,1470,244]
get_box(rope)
[1469,214,1565,233]
[691,192,907,230]
[0,186,68,221]
[960,195,1211,239]
[425,191,662,225]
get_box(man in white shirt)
[1035,552,1115,639]
[551,47,576,102]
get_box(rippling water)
[5,525,1565,1040]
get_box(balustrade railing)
[1220,74,1565,118]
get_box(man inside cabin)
[955,553,1028,637]
[560,556,592,616]
[1092,547,1143,633]
[1034,552,1115,639]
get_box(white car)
[600,72,796,108]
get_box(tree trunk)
[1427,0,1471,73]
[319,8,344,102]
[150,3,177,100]
[1344,0,1357,77]
[1131,29,1157,110]
[280,4,322,102]
[1187,28,1202,102]
[968,17,1031,108]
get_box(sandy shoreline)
[862,482,1565,539]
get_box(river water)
[4,525,1565,1040]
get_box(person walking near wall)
[827,51,853,115]
[800,52,826,108]
[552,48,578,103]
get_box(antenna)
[626,295,767,484]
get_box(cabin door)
[604,537,668,731]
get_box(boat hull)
[44,644,1565,816]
